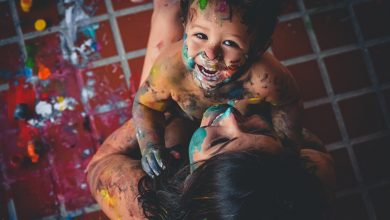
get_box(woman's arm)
[86,119,146,219]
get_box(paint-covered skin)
[189,104,283,171]
[86,116,196,219]
[87,119,147,220]
[133,1,303,177]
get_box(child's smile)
[182,0,251,90]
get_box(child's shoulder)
[246,51,300,105]
[149,41,187,81]
[249,51,290,77]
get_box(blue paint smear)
[227,87,243,99]
[189,127,207,164]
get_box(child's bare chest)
[170,79,256,120]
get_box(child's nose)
[204,45,220,60]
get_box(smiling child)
[132,0,303,177]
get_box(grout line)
[348,1,390,129]
[8,0,27,61]
[39,203,101,220]
[297,0,350,142]
[297,1,378,220]
[104,0,132,88]
[114,2,153,17]
[325,129,390,151]
[303,83,390,109]
[91,56,122,68]
[0,3,151,47]
[279,1,348,22]
[125,48,147,60]
[282,36,390,66]
[335,179,390,199]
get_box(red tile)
[272,18,313,60]
[339,93,386,138]
[44,117,95,167]
[128,56,145,90]
[85,0,107,16]
[0,173,7,220]
[311,8,357,50]
[11,176,59,219]
[112,0,152,10]
[93,109,132,143]
[287,60,327,102]
[304,0,343,9]
[303,104,342,144]
[370,183,390,220]
[117,10,153,52]
[52,167,95,211]
[0,43,23,74]
[329,148,357,191]
[354,1,390,40]
[281,0,298,15]
[95,21,117,58]
[42,117,96,210]
[25,34,62,73]
[353,136,390,183]
[1,130,53,181]
[17,0,61,34]
[324,50,371,94]
[74,210,109,220]
[81,63,131,112]
[369,42,390,84]
[0,2,16,39]
[326,193,369,220]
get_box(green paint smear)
[199,0,208,10]
[25,45,37,68]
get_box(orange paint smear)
[38,63,51,80]
[27,141,39,163]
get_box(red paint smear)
[7,78,36,122]
[17,121,39,148]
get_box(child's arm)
[132,64,172,178]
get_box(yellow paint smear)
[99,189,122,220]
[247,97,262,104]
[139,94,167,112]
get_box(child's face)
[183,0,251,90]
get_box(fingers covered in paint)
[141,147,166,177]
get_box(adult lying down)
[87,104,335,220]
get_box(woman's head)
[181,150,327,220]
[189,104,283,171]
[139,150,327,220]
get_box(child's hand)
[141,145,166,178]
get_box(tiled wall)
[0,0,389,219]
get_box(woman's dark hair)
[180,0,287,60]
[138,150,328,220]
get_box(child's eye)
[223,40,239,48]
[195,33,208,40]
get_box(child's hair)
[180,0,287,61]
